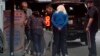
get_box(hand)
[86,27,89,32]
[24,20,27,25]
[58,27,61,30]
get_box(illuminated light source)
[69,7,73,10]
[68,20,73,25]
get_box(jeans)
[32,29,44,56]
[25,29,31,41]
[88,30,97,56]
[52,27,68,56]
[25,29,34,54]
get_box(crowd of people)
[14,1,99,56]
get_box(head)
[56,4,67,14]
[32,11,40,17]
[21,1,28,10]
[14,5,16,10]
[86,0,94,8]
[46,5,53,14]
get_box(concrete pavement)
[0,30,100,56]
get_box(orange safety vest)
[45,16,51,27]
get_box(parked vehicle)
[51,2,87,44]
[15,1,88,45]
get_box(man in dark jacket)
[45,5,54,30]
[86,1,99,56]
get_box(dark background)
[94,0,100,29]
[5,0,100,29]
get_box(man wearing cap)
[86,0,99,56]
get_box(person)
[21,1,32,41]
[85,1,99,56]
[30,11,44,56]
[44,5,54,51]
[45,5,54,30]
[20,1,33,55]
[51,5,69,56]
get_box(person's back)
[30,11,44,56]
[30,11,44,34]
[31,17,43,30]
[51,5,69,56]
[52,11,68,29]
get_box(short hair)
[32,11,40,17]
[46,4,52,8]
[21,1,28,4]
[86,0,94,3]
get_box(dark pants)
[24,27,34,54]
[32,29,44,55]
[25,29,31,41]
[45,26,51,31]
[52,27,68,56]
[88,30,97,56]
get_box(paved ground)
[0,30,100,56]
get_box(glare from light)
[69,7,73,10]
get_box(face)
[46,7,53,14]
[87,3,93,8]
[21,2,28,9]
[14,5,16,10]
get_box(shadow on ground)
[67,42,86,48]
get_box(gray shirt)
[26,9,32,18]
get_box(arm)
[61,14,68,29]
[28,9,33,17]
[86,8,95,31]
[51,13,58,28]
[41,17,45,27]
[86,18,93,28]
[26,16,33,29]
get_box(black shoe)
[89,54,97,56]
[0,47,3,53]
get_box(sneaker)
[65,54,69,56]
[81,42,85,45]
[42,49,46,56]
[37,53,42,56]
[56,54,60,56]
[56,53,62,56]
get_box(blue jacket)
[52,12,68,29]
